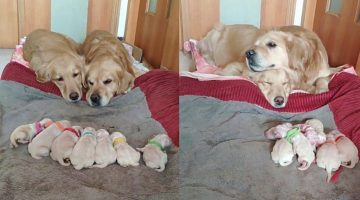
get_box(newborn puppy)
[10,118,53,148]
[295,121,326,152]
[328,130,359,168]
[91,129,117,168]
[111,131,140,167]
[271,138,294,166]
[305,118,324,134]
[70,127,97,170]
[286,127,315,170]
[316,133,341,182]
[50,126,83,166]
[264,122,293,140]
[28,120,71,159]
[137,134,173,172]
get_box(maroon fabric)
[180,73,360,151]
[135,70,179,146]
[1,62,179,146]
[1,62,62,96]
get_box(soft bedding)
[179,71,360,199]
[0,63,179,199]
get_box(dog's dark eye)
[57,77,64,81]
[73,73,79,77]
[267,42,277,48]
[88,80,94,86]
[103,79,112,85]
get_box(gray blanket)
[180,96,360,200]
[0,81,178,200]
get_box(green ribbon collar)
[285,127,300,143]
[148,139,164,151]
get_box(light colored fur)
[91,129,117,168]
[28,120,71,159]
[264,123,293,140]
[82,30,135,106]
[328,130,359,168]
[110,132,140,167]
[316,134,341,182]
[50,126,83,166]
[10,118,52,148]
[70,127,97,170]
[271,138,294,166]
[137,134,172,172]
[197,24,261,68]
[23,29,85,102]
[290,132,315,170]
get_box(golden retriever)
[82,30,135,106]
[219,26,337,94]
[23,29,85,102]
[197,23,261,68]
[245,26,330,86]
[252,69,292,108]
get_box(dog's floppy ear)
[116,69,134,95]
[285,33,312,71]
[35,63,52,83]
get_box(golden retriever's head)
[245,29,326,79]
[35,53,85,102]
[253,69,292,108]
[84,56,134,107]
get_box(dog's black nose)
[90,94,100,106]
[274,96,284,106]
[69,92,79,101]
[246,49,256,58]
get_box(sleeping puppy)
[252,69,292,108]
[10,118,53,148]
[111,131,140,167]
[28,120,71,159]
[70,127,97,170]
[91,129,117,168]
[23,29,85,102]
[197,23,261,68]
[137,134,173,172]
[316,133,341,182]
[264,122,293,140]
[328,130,359,168]
[50,126,83,166]
[271,138,294,166]
[244,26,331,89]
[82,30,135,106]
[286,128,315,170]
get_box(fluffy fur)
[137,134,172,172]
[70,127,97,170]
[316,133,342,182]
[81,30,135,106]
[23,29,85,102]
[50,126,83,166]
[28,120,71,159]
[328,130,359,168]
[111,132,140,167]
[91,129,117,168]
[264,122,293,140]
[289,130,315,170]
[271,138,294,166]
[10,118,53,148]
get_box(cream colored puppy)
[137,134,172,172]
[286,128,315,170]
[70,127,97,170]
[10,118,53,148]
[50,126,83,166]
[271,138,294,166]
[91,129,117,168]
[316,133,341,182]
[28,120,71,159]
[111,132,140,167]
[253,69,292,108]
[302,119,326,151]
[328,130,359,168]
